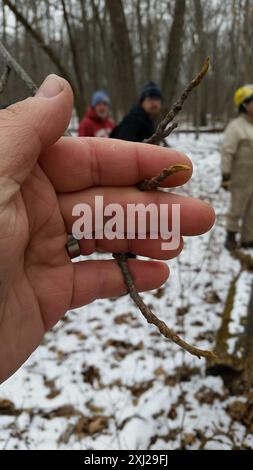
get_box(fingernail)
[36,74,64,98]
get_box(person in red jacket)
[78,90,115,137]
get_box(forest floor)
[0,132,253,450]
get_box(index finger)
[39,137,192,192]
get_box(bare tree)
[106,0,137,114]
[1,0,253,126]
[2,0,82,116]
[161,0,186,107]
[193,0,208,133]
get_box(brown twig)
[159,121,179,140]
[145,57,210,145]
[113,253,216,359]
[0,63,11,95]
[137,163,191,191]
[114,57,215,359]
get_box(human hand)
[0,75,215,382]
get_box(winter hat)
[139,81,163,103]
[91,90,111,107]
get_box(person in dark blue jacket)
[110,81,162,142]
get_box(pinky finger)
[70,259,169,309]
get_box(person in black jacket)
[111,82,162,259]
[110,81,162,142]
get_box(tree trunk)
[194,0,208,129]
[106,0,136,115]
[161,0,186,107]
[61,0,84,96]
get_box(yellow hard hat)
[234,84,253,107]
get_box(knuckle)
[0,99,41,148]
[0,97,34,127]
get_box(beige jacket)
[221,114,253,177]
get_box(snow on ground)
[1,132,253,450]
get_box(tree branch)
[0,41,71,136]
[0,41,37,94]
[146,57,210,145]
[61,0,84,95]
[113,253,216,359]
[114,57,215,360]
[137,163,191,191]
[3,0,77,96]
[0,62,11,95]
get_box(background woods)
[1,0,253,124]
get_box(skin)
[94,101,109,119]
[141,96,162,117]
[0,74,215,383]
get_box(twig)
[136,58,209,189]
[145,57,210,145]
[0,41,37,94]
[114,57,215,359]
[0,62,11,95]
[137,163,191,191]
[113,254,216,359]
[160,121,179,140]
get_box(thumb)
[0,74,73,205]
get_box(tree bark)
[61,0,84,96]
[161,0,186,107]
[106,0,136,115]
[194,0,208,130]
